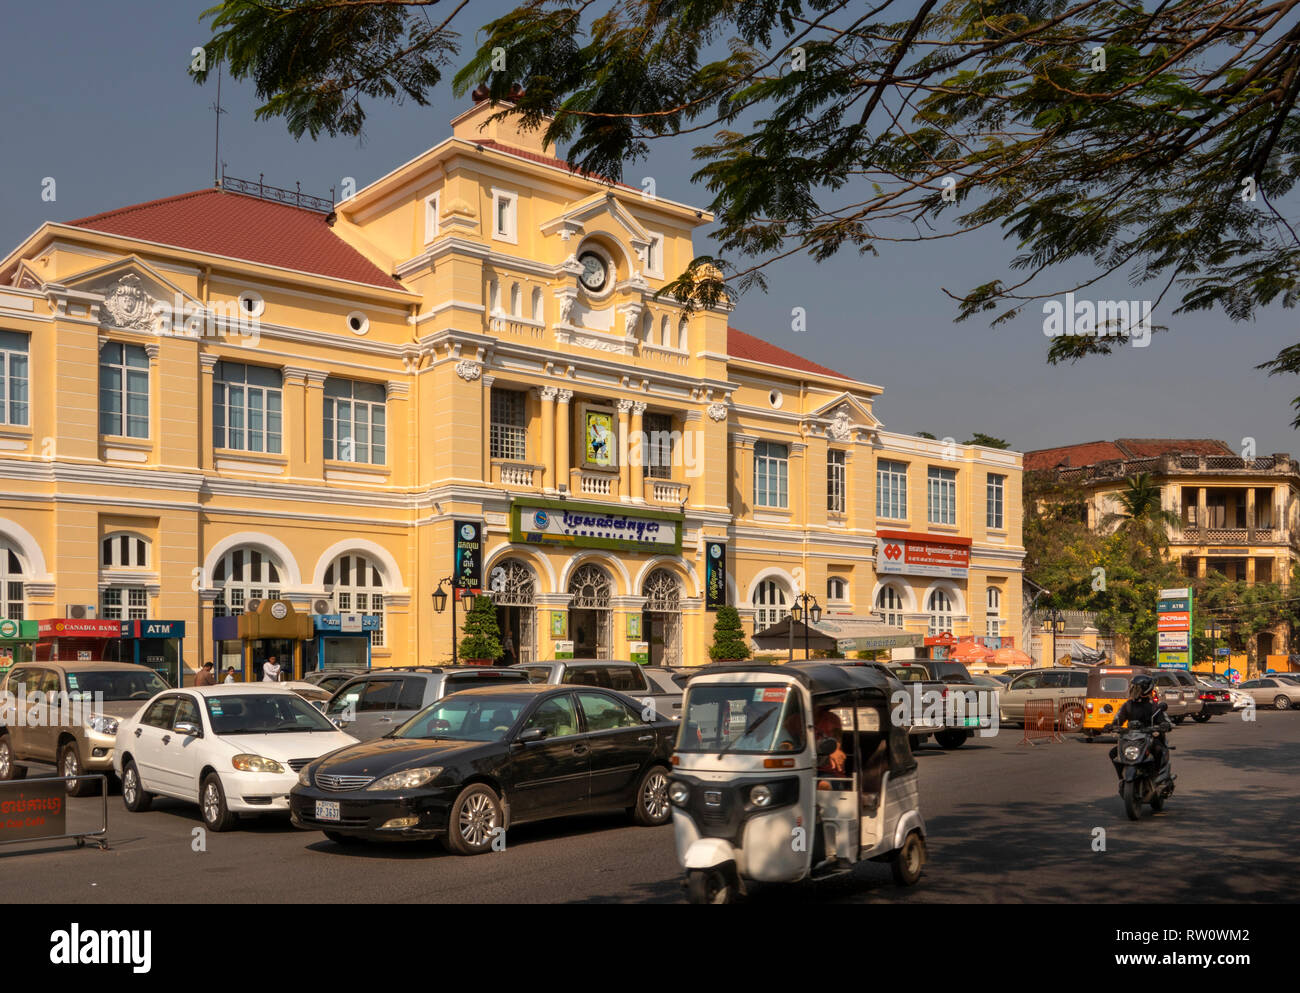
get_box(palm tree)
[1098,473,1182,541]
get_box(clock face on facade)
[578,252,607,292]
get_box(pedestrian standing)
[262,655,282,682]
[195,661,217,687]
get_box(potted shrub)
[458,595,503,666]
[707,605,752,663]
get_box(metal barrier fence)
[1020,699,1057,745]
[0,775,109,850]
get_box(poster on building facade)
[453,520,482,589]
[705,541,727,610]
[582,405,616,469]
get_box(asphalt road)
[5,711,1297,903]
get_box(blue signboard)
[313,614,381,633]
[131,620,185,639]
[1157,598,1189,613]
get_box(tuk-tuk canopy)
[682,661,917,776]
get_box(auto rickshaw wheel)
[890,831,926,886]
[686,866,736,904]
[1122,780,1141,821]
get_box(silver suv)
[999,668,1090,727]
[511,661,682,719]
[0,662,169,794]
[324,666,528,740]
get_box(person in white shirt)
[223,668,236,684]
[262,656,282,682]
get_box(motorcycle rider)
[1106,674,1173,783]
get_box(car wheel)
[632,765,671,826]
[1171,715,1186,725]
[1191,712,1211,723]
[445,784,502,855]
[1274,695,1292,711]
[0,736,26,781]
[908,735,922,751]
[121,759,152,812]
[890,830,926,886]
[323,830,362,846]
[201,773,238,832]
[61,742,95,797]
[934,730,966,750]
[686,866,736,904]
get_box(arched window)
[827,576,847,602]
[660,315,672,348]
[324,552,386,647]
[489,559,536,605]
[754,579,789,628]
[510,283,522,317]
[489,279,501,314]
[678,317,688,351]
[927,589,954,636]
[643,569,681,612]
[102,532,149,568]
[876,585,905,627]
[985,587,1002,638]
[212,546,283,617]
[0,540,25,620]
[531,287,544,323]
[568,563,612,608]
[640,310,653,341]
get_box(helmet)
[1129,674,1156,700]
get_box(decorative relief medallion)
[102,274,157,330]
[707,402,729,422]
[455,360,482,381]
[829,404,854,441]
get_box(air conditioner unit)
[312,596,335,615]
[65,604,97,620]
[245,598,263,614]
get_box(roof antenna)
[211,61,228,187]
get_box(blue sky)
[1,0,1296,457]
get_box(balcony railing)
[571,469,620,499]
[1179,526,1281,544]
[644,478,690,506]
[491,461,544,490]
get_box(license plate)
[315,800,340,822]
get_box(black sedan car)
[290,684,676,854]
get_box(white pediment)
[808,393,881,440]
[61,256,202,332]
[541,192,652,253]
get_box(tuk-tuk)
[1083,665,1152,740]
[669,662,926,903]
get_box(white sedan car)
[113,685,357,831]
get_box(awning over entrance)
[752,614,921,653]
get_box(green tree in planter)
[458,595,503,662]
[708,606,751,662]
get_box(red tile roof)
[727,327,858,382]
[1025,438,1235,472]
[66,189,404,290]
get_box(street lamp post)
[432,578,478,665]
[1207,620,1223,678]
[790,593,823,661]
[1042,608,1066,667]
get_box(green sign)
[0,619,36,641]
[554,640,575,660]
[629,640,649,665]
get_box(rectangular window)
[827,449,846,513]
[645,234,664,278]
[99,341,150,438]
[424,193,439,244]
[213,361,283,454]
[927,467,957,525]
[876,459,908,520]
[100,586,148,621]
[644,413,673,479]
[489,388,527,461]
[754,441,789,509]
[324,378,386,464]
[987,473,1005,529]
[492,190,517,242]
[0,330,30,427]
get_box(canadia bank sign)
[876,530,971,579]
[511,498,681,554]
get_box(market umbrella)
[949,641,995,664]
[991,647,1034,668]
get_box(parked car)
[1191,679,1235,721]
[282,681,333,706]
[290,683,677,851]
[1272,673,1300,686]
[510,660,681,719]
[1235,677,1300,710]
[303,669,367,694]
[998,667,1090,728]
[1151,669,1200,722]
[325,666,529,741]
[885,660,990,748]
[0,661,169,795]
[113,685,357,831]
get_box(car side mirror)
[174,721,202,738]
[817,736,838,757]
[515,727,547,744]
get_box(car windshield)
[677,683,805,754]
[205,693,337,734]
[394,694,527,742]
[65,669,168,702]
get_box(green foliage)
[708,605,751,661]
[458,595,503,661]
[964,433,1011,449]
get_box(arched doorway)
[568,563,612,659]
[488,559,536,664]
[1,539,26,621]
[642,568,682,667]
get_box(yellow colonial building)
[0,97,1023,681]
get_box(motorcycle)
[1105,710,1176,821]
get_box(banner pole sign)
[705,541,727,611]
[1156,586,1193,670]
[453,520,483,590]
